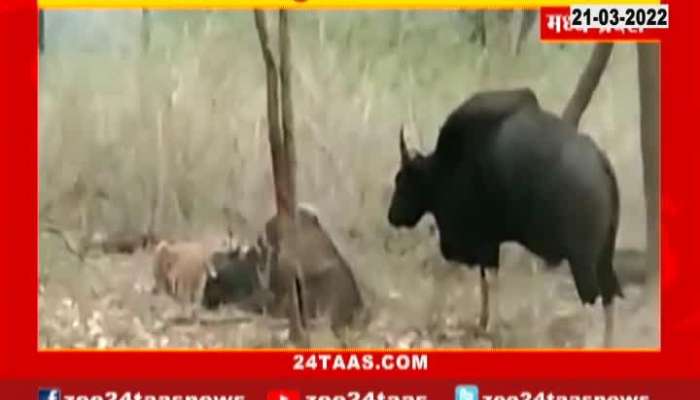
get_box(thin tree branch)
[41,223,86,262]
[637,43,660,287]
[562,43,614,127]
[279,10,297,216]
[253,10,288,217]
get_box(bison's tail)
[596,149,624,304]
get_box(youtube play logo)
[266,389,301,400]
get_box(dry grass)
[39,11,656,349]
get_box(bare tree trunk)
[141,9,151,54]
[514,10,536,55]
[254,10,288,216]
[317,12,325,50]
[278,9,309,347]
[472,11,487,48]
[637,43,660,290]
[394,11,408,51]
[254,9,309,346]
[562,43,614,127]
[279,10,297,213]
[150,106,167,240]
[39,9,45,54]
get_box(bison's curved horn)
[399,125,409,166]
[205,261,218,279]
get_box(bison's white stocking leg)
[530,257,541,321]
[581,303,598,348]
[487,268,501,334]
[530,257,540,274]
[603,303,614,348]
[479,268,490,330]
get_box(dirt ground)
[39,228,659,349]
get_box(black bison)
[202,237,274,312]
[387,88,622,347]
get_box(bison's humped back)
[434,88,541,170]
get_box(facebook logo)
[38,388,61,400]
[455,385,479,400]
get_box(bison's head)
[388,127,432,228]
[202,237,274,310]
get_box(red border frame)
[1,0,699,386]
